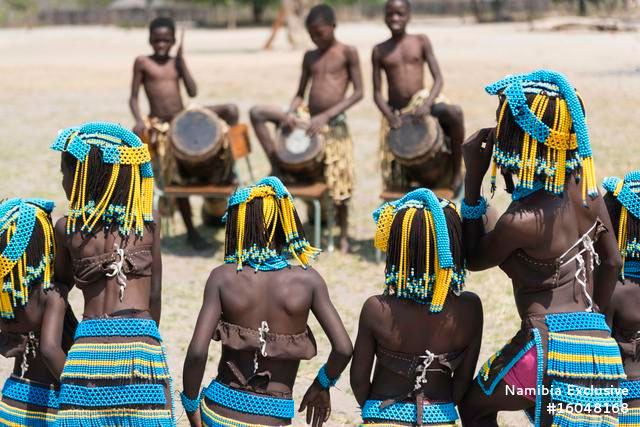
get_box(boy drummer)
[250,4,363,253]
[130,17,240,250]
[372,0,464,193]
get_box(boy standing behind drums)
[250,4,363,253]
[373,0,464,193]
[130,17,240,250]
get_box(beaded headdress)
[51,121,154,236]
[224,176,320,271]
[373,188,465,312]
[0,198,56,319]
[603,171,640,279]
[486,70,595,205]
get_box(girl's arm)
[299,269,353,427]
[350,296,378,407]
[149,212,162,326]
[182,269,222,427]
[451,293,483,404]
[591,196,623,311]
[39,287,69,380]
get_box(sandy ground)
[1,18,639,426]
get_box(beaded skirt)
[359,400,458,426]
[0,375,58,427]
[56,316,175,427]
[619,379,640,426]
[476,312,625,427]
[200,379,294,426]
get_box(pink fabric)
[502,346,538,402]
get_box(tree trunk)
[578,0,587,15]
[227,0,237,29]
[252,0,264,23]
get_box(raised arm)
[591,197,623,311]
[39,286,69,380]
[462,129,525,270]
[299,270,353,427]
[372,46,399,128]
[414,35,443,116]
[182,270,222,427]
[350,296,378,407]
[176,29,197,98]
[149,211,162,326]
[129,56,146,137]
[452,293,483,403]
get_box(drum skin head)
[171,108,223,160]
[387,114,443,165]
[274,125,324,174]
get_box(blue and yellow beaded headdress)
[51,121,154,236]
[373,188,465,313]
[0,198,56,319]
[603,171,640,279]
[224,176,320,271]
[486,69,596,205]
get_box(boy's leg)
[249,105,288,173]
[459,380,534,427]
[206,103,240,126]
[431,102,464,193]
[176,197,208,250]
[336,202,349,253]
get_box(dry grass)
[0,18,639,426]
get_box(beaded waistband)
[74,317,161,341]
[361,400,458,424]
[2,376,59,409]
[203,380,294,419]
[59,383,166,407]
[621,379,640,401]
[545,312,611,333]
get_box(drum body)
[387,114,451,188]
[170,108,232,183]
[274,125,325,180]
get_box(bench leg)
[376,248,383,263]
[311,198,321,250]
[325,194,334,253]
[244,157,256,184]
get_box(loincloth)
[477,312,625,427]
[360,400,458,426]
[380,89,451,192]
[57,316,175,427]
[0,375,58,427]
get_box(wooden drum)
[387,114,450,187]
[170,108,227,181]
[274,125,325,179]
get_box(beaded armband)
[461,197,487,220]
[180,390,201,414]
[316,364,339,389]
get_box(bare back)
[497,178,618,317]
[55,218,158,319]
[214,264,320,393]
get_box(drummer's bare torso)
[136,55,184,122]
[305,42,356,116]
[374,34,430,111]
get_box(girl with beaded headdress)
[603,171,640,425]
[350,188,483,427]
[0,198,78,427]
[50,122,174,427]
[458,70,624,427]
[181,176,352,427]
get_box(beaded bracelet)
[180,390,201,414]
[316,364,340,389]
[461,197,487,220]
